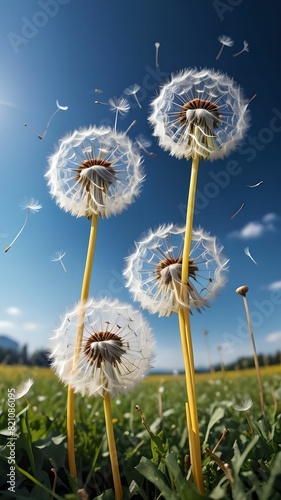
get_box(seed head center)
[84,331,127,368]
[178,98,221,127]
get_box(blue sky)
[1,0,281,371]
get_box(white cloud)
[263,281,281,291]
[0,320,16,331]
[266,331,281,343]
[22,322,41,332]
[228,213,279,239]
[6,307,21,316]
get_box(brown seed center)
[84,331,127,368]
[178,98,221,127]
[155,257,198,285]
[75,158,115,190]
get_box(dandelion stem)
[67,213,99,479]
[242,294,265,415]
[103,392,123,500]
[178,154,204,494]
[4,209,30,253]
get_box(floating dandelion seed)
[124,84,142,109]
[4,198,42,253]
[216,35,234,60]
[45,126,144,218]
[50,298,155,398]
[52,250,67,272]
[233,40,249,57]
[244,246,258,265]
[155,42,160,68]
[94,88,103,93]
[135,134,157,157]
[233,399,253,412]
[230,202,245,220]
[108,97,130,131]
[15,378,34,399]
[246,180,263,188]
[24,100,68,140]
[124,224,229,317]
[125,119,137,134]
[149,67,250,161]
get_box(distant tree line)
[0,344,50,367]
[0,344,280,371]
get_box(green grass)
[0,365,281,499]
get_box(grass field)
[0,364,281,499]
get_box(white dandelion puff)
[124,224,229,317]
[45,126,144,218]
[149,67,250,161]
[51,250,67,272]
[49,298,156,398]
[244,246,258,266]
[216,35,234,60]
[24,100,68,140]
[233,399,253,412]
[233,40,249,57]
[108,97,130,131]
[4,198,42,253]
[124,84,142,109]
[14,378,34,399]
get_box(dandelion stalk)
[236,286,265,415]
[178,154,204,494]
[67,213,99,478]
[103,392,122,500]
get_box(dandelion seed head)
[233,399,253,411]
[45,126,144,218]
[124,84,141,96]
[149,67,250,161]
[124,224,229,317]
[49,298,156,398]
[108,97,130,114]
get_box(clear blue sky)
[1,0,281,371]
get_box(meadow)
[0,364,280,499]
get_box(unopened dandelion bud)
[236,285,249,297]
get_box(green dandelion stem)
[103,392,123,500]
[178,154,204,494]
[242,294,265,415]
[67,213,99,480]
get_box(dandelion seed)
[246,181,263,188]
[4,198,42,253]
[124,84,142,109]
[233,40,249,57]
[108,97,130,131]
[216,35,234,60]
[244,246,258,266]
[149,68,250,161]
[135,135,157,157]
[94,88,103,93]
[94,100,108,105]
[14,378,34,399]
[230,203,245,220]
[50,298,155,398]
[45,126,144,218]
[233,399,253,412]
[125,119,137,134]
[155,42,160,68]
[24,100,68,140]
[52,250,67,272]
[124,225,229,317]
